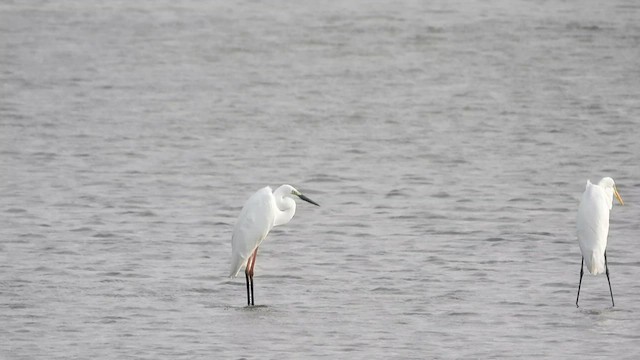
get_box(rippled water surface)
[2,0,640,358]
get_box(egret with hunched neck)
[229,184,320,306]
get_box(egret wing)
[229,187,276,277]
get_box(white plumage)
[577,180,612,274]
[575,176,623,307]
[228,184,319,306]
[229,186,277,278]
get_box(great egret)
[229,184,319,306]
[576,177,624,307]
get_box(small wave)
[526,231,553,237]
[19,233,46,239]
[100,271,122,277]
[498,300,526,306]
[218,304,273,312]
[371,286,401,293]
[306,174,345,183]
[508,197,531,202]
[389,214,417,220]
[100,316,129,324]
[432,191,450,198]
[566,22,603,31]
[190,287,217,294]
[261,274,303,280]
[211,221,230,226]
[385,189,409,198]
[8,303,30,309]
[542,282,566,288]
[447,311,479,317]
[120,210,157,217]
[5,208,27,213]
[93,232,117,238]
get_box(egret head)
[598,177,624,205]
[285,185,320,207]
[271,184,319,227]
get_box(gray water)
[2,0,640,358]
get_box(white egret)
[576,177,624,307]
[229,184,319,306]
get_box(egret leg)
[248,248,258,306]
[605,251,614,307]
[576,257,584,308]
[245,250,258,306]
[245,269,251,306]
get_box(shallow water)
[2,0,640,358]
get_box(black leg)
[576,257,584,308]
[248,248,257,306]
[250,273,254,306]
[605,251,614,307]
[245,270,251,306]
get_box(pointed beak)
[298,193,320,207]
[614,187,624,205]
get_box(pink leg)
[248,248,258,277]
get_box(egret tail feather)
[585,252,605,275]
